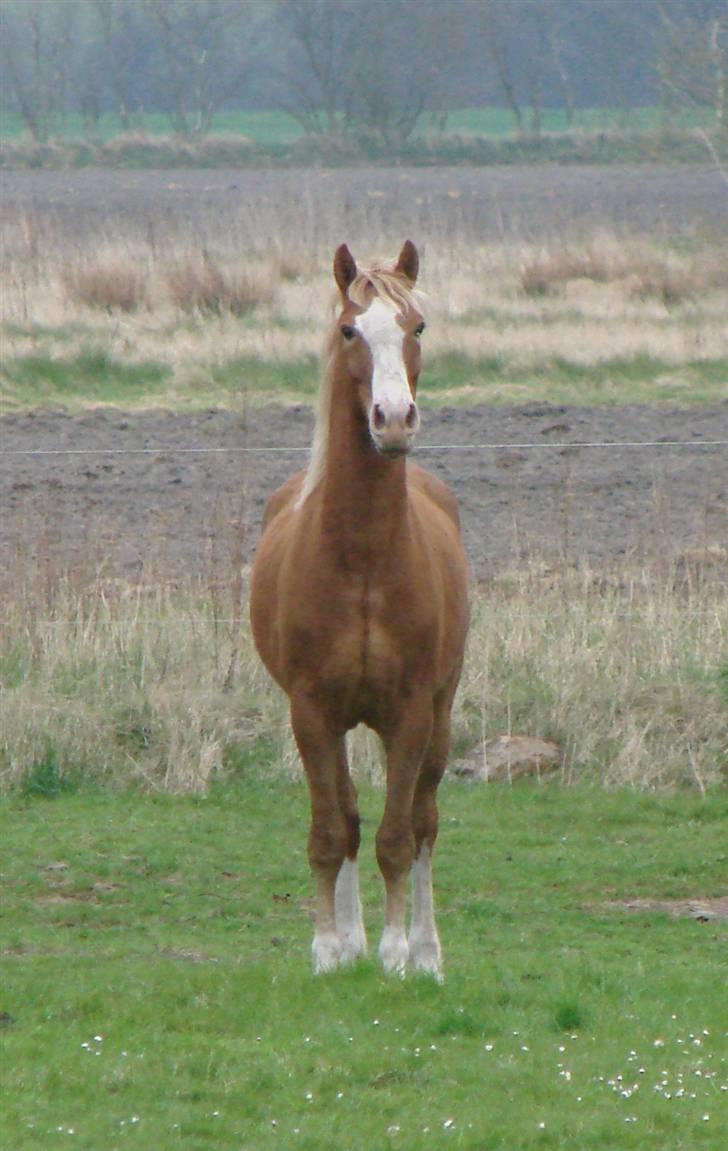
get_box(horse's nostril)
[406,403,418,429]
[373,403,386,430]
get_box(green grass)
[443,106,715,138]
[3,347,727,411]
[418,353,728,407]
[1,783,726,1150]
[1,349,171,409]
[0,105,715,144]
[0,108,303,145]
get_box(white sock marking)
[408,845,443,980]
[335,859,367,962]
[378,925,409,976]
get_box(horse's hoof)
[339,929,368,965]
[312,932,342,973]
[408,933,443,981]
[378,927,409,976]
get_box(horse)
[249,240,469,978]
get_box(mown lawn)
[1,782,725,1150]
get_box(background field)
[0,162,726,1149]
[0,105,714,144]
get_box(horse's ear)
[334,244,357,295]
[395,239,419,285]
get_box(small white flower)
[443,1118,454,1129]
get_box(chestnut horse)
[250,241,469,978]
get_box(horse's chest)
[289,577,432,706]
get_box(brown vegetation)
[165,252,277,317]
[519,233,728,303]
[63,258,148,313]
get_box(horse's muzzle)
[369,401,419,456]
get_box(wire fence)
[2,438,728,457]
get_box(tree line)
[1,0,725,146]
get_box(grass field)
[0,106,714,145]
[2,209,727,412]
[1,782,726,1151]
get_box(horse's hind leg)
[290,696,350,973]
[409,673,461,980]
[334,740,367,962]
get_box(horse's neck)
[319,376,408,560]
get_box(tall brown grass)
[63,258,149,312]
[1,546,724,795]
[519,233,728,303]
[165,250,278,317]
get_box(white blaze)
[356,298,414,418]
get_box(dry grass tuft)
[63,258,148,312]
[519,234,624,296]
[165,251,277,317]
[519,233,728,306]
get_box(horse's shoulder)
[260,470,306,533]
[408,463,462,531]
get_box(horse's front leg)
[409,673,460,981]
[376,700,433,975]
[334,740,367,963]
[291,695,353,973]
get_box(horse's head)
[333,240,424,458]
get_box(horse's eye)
[341,324,357,341]
[414,321,426,337]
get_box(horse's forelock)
[347,265,422,316]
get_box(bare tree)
[477,1,558,139]
[93,0,140,131]
[144,0,258,135]
[278,0,460,148]
[276,0,358,138]
[0,0,77,141]
[479,0,524,135]
[658,0,727,128]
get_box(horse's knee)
[308,817,349,875]
[376,820,415,883]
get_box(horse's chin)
[376,445,411,460]
[371,436,413,460]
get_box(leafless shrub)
[520,233,728,307]
[631,253,728,305]
[519,238,623,295]
[273,248,318,282]
[165,251,277,316]
[63,258,148,312]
